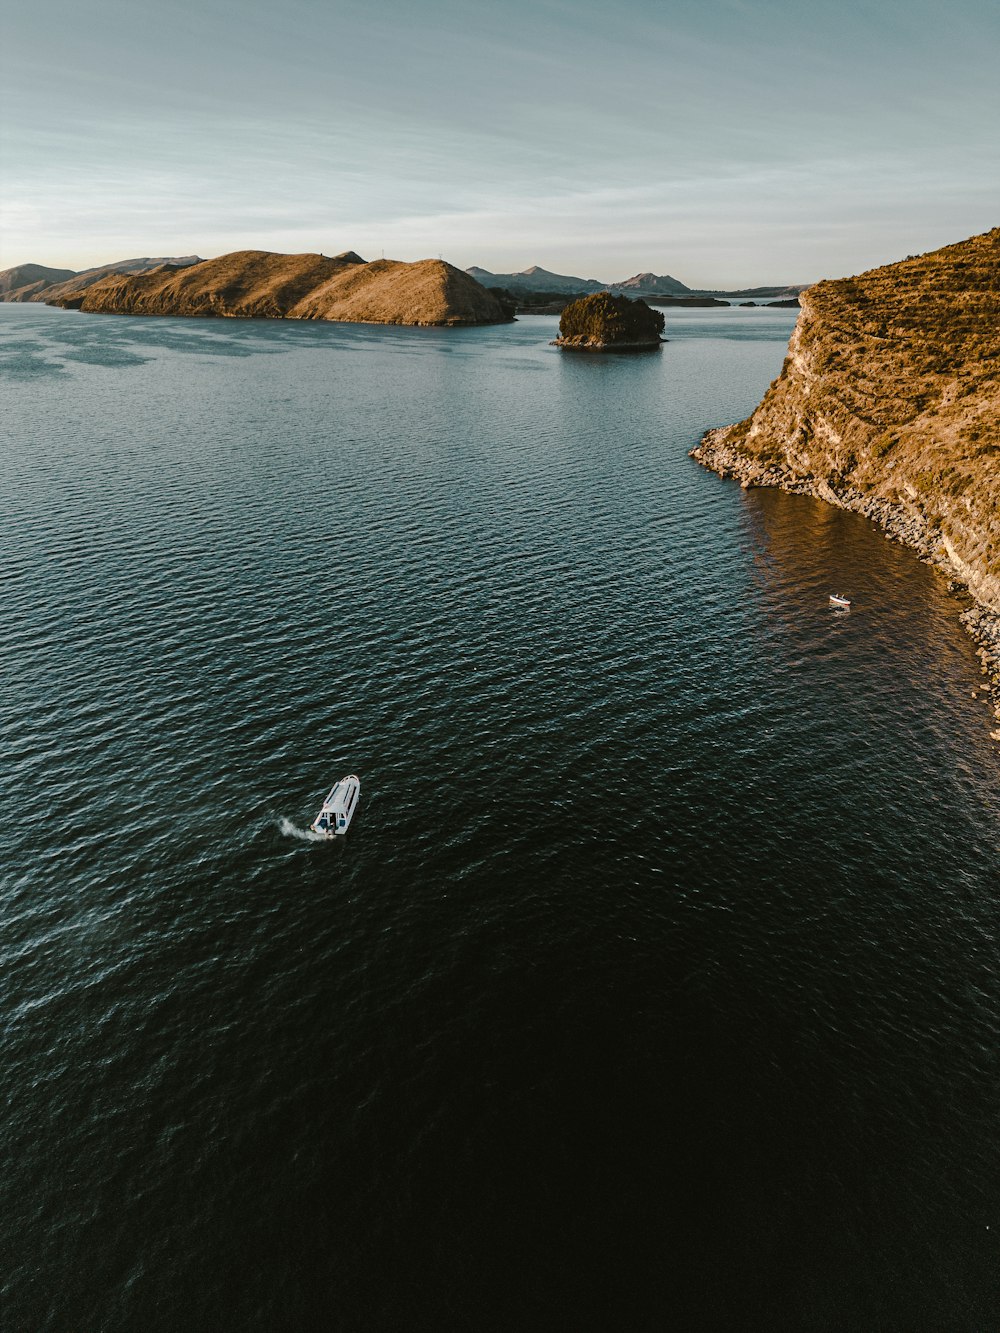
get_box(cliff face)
[692,227,1000,719]
[59,250,511,326]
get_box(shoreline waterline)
[693,425,1000,738]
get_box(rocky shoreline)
[692,428,1000,738]
[551,334,663,352]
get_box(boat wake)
[278,816,326,843]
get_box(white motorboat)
[310,774,361,837]
[829,593,851,608]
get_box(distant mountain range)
[467,264,805,301]
[0,256,203,304]
[0,263,77,298]
[468,265,612,295]
[1,252,805,317]
[616,271,691,295]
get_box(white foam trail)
[279,816,326,843]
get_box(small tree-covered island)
[552,291,665,351]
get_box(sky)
[2,0,998,286]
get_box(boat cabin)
[311,774,361,837]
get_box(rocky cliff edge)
[691,228,1000,730]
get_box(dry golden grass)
[66,251,509,327]
[16,257,200,305]
[709,228,1000,605]
[290,258,505,325]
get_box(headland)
[692,228,1000,732]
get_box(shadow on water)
[741,486,1000,787]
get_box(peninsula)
[41,250,512,327]
[692,227,1000,729]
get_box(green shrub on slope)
[558,292,665,345]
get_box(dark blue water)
[3,302,1000,1331]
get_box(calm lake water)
[3,301,1000,1331]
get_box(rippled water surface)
[3,303,1000,1331]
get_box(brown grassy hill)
[4,254,204,302]
[69,251,351,318]
[6,256,203,304]
[692,227,1000,714]
[62,250,511,326]
[0,263,77,297]
[289,257,507,325]
[4,279,60,302]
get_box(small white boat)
[310,774,361,837]
[829,593,851,608]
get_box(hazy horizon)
[3,0,998,285]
